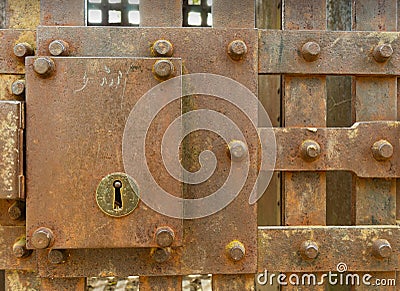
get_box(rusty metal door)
[0,0,399,290]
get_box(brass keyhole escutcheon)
[96,173,139,217]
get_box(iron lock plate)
[25,57,183,249]
[32,27,259,274]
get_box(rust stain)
[0,109,18,197]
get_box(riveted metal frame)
[0,1,399,290]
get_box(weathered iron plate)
[0,226,36,270]
[0,101,23,199]
[0,30,35,74]
[26,57,183,249]
[260,121,400,178]
[258,226,400,272]
[36,247,182,278]
[40,0,85,26]
[259,30,400,75]
[36,26,259,275]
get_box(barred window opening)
[87,0,212,27]
[87,0,140,26]
[183,0,212,27]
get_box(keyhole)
[113,180,123,210]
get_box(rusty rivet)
[373,44,393,63]
[228,40,247,61]
[153,60,174,80]
[48,249,67,264]
[31,227,54,249]
[8,201,25,221]
[372,140,393,161]
[49,40,69,56]
[301,41,320,62]
[301,140,321,161]
[11,80,26,96]
[228,140,248,162]
[13,43,34,58]
[152,40,174,57]
[33,57,55,76]
[372,239,392,259]
[152,248,171,263]
[300,240,319,260]
[226,240,245,262]
[13,236,32,258]
[155,227,175,247]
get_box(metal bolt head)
[228,140,248,162]
[152,248,171,263]
[153,60,174,80]
[8,201,25,221]
[301,41,321,62]
[228,40,248,60]
[301,140,321,161]
[372,239,392,259]
[13,237,32,258]
[372,140,393,161]
[373,44,393,63]
[155,227,175,247]
[33,57,55,76]
[48,249,67,264]
[31,228,54,249]
[152,40,174,57]
[300,240,319,260]
[11,80,26,96]
[226,240,245,262]
[49,40,69,56]
[13,43,34,58]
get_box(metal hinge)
[0,101,24,199]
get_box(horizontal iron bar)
[259,29,400,75]
[258,225,400,272]
[35,27,400,75]
[259,121,400,178]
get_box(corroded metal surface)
[0,29,35,74]
[0,226,36,270]
[5,0,40,29]
[34,25,258,276]
[212,0,255,28]
[139,275,182,291]
[212,274,255,290]
[5,270,40,290]
[40,277,86,290]
[283,0,326,30]
[282,3,327,290]
[0,200,26,226]
[0,101,23,200]
[258,226,400,272]
[0,75,25,101]
[260,122,400,178]
[259,30,400,75]
[36,247,182,278]
[26,57,183,249]
[40,0,85,26]
[140,0,182,27]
